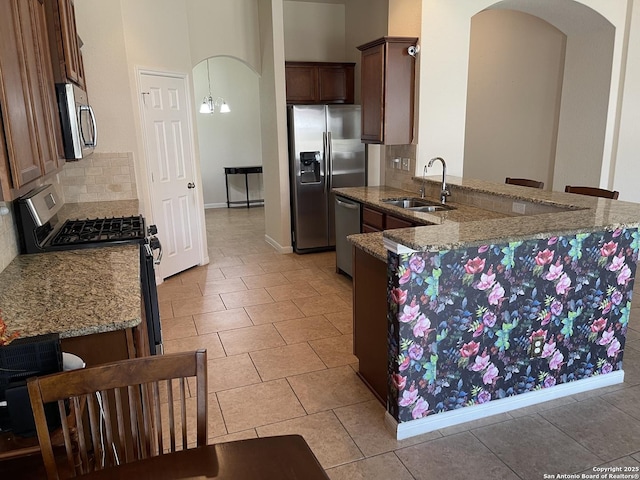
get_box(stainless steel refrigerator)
[288,105,366,253]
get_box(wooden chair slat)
[74,396,89,474]
[140,383,153,457]
[196,351,208,447]
[58,399,75,474]
[180,378,187,450]
[114,387,129,464]
[127,385,142,460]
[87,395,103,469]
[152,382,163,454]
[100,390,116,466]
[168,379,176,453]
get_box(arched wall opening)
[462,1,615,191]
[417,0,624,195]
[192,56,264,208]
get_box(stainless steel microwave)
[56,83,97,160]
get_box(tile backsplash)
[0,152,137,274]
[384,144,418,191]
[59,152,137,203]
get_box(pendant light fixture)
[200,58,230,114]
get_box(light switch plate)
[401,158,410,171]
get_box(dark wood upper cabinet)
[358,37,418,145]
[45,0,86,89]
[0,0,63,199]
[285,62,355,104]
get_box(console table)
[223,166,264,208]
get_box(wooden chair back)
[505,177,544,189]
[564,185,619,199]
[27,350,207,480]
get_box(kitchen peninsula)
[335,177,640,440]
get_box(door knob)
[187,182,195,189]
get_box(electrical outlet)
[401,158,410,171]
[512,202,526,215]
[530,335,545,357]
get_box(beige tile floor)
[158,207,640,480]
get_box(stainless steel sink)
[381,197,456,212]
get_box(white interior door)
[139,72,201,279]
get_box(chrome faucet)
[419,165,427,198]
[427,157,450,204]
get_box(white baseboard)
[265,234,293,254]
[385,371,625,440]
[204,203,228,209]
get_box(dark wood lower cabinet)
[60,327,140,367]
[353,246,388,404]
[362,205,417,233]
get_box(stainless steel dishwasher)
[335,195,361,277]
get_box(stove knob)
[147,225,158,235]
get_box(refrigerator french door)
[288,105,366,253]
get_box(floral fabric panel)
[387,229,639,423]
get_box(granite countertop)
[334,185,510,226]
[348,231,387,260]
[335,178,640,255]
[0,245,141,340]
[335,185,512,261]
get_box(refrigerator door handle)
[327,131,332,193]
[323,131,328,194]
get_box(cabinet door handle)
[187,182,195,189]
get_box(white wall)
[612,0,640,202]
[194,57,263,207]
[416,0,629,190]
[551,26,614,191]
[186,0,262,71]
[389,0,422,35]
[74,1,137,155]
[463,10,566,188]
[345,0,389,186]
[283,2,346,61]
[75,0,196,221]
[345,0,388,103]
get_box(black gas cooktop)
[49,216,145,248]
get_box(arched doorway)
[192,56,263,208]
[462,1,615,191]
